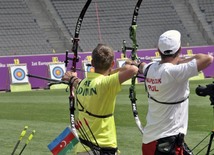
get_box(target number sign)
[49,63,66,80]
[9,64,29,84]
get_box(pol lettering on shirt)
[146,78,161,92]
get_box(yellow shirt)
[75,72,121,153]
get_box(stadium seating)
[0,0,213,56]
[198,0,214,32]
[0,0,53,56]
[50,0,198,52]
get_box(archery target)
[10,65,29,84]
[82,60,94,78]
[116,59,127,68]
[86,65,94,73]
[116,59,132,85]
[49,63,66,80]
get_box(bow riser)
[65,0,92,133]
[122,0,144,135]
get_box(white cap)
[158,30,181,55]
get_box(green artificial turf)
[0,78,213,155]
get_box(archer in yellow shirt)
[63,44,139,155]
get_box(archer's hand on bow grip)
[125,59,138,66]
[62,71,77,81]
[62,71,80,87]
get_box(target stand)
[48,63,67,90]
[189,71,205,81]
[116,58,133,85]
[9,64,31,92]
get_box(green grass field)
[0,79,214,155]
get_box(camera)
[195,82,214,105]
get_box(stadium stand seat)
[0,0,53,56]
[198,0,214,30]
[50,0,198,52]
[0,0,213,56]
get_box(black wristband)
[73,78,80,85]
[137,62,143,68]
[69,76,76,85]
[131,63,138,67]
[72,78,79,83]
[137,62,144,74]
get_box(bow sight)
[195,81,214,105]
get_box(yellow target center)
[56,70,61,75]
[16,72,22,77]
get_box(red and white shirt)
[141,59,198,144]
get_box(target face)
[49,63,66,80]
[10,65,29,84]
[52,66,64,79]
[117,59,127,68]
[86,65,95,73]
[13,68,26,81]
[82,60,94,78]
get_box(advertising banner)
[0,46,213,91]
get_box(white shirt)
[142,59,198,144]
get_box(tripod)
[190,129,214,155]
[206,130,214,155]
[191,105,214,155]
[206,98,214,155]
[193,83,214,154]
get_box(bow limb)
[66,0,92,136]
[130,0,142,61]
[129,0,144,135]
[71,0,92,72]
